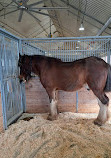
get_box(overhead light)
[79,23,84,31]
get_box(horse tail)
[104,66,111,92]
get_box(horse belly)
[63,83,83,92]
[65,81,85,91]
[47,65,86,92]
[56,74,86,92]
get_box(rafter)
[0,9,18,17]
[25,10,41,23]
[60,0,111,29]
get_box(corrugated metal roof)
[0,0,111,37]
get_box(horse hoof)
[47,114,58,121]
[94,119,103,126]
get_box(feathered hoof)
[94,119,104,126]
[47,114,58,121]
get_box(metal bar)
[96,17,111,36]
[50,0,64,37]
[69,41,71,61]
[19,39,22,55]
[12,0,20,6]
[107,40,111,64]
[25,10,41,23]
[20,83,26,112]
[31,7,69,10]
[28,1,44,8]
[94,39,96,57]
[67,41,69,61]
[0,9,18,17]
[0,36,8,129]
[105,39,106,62]
[29,9,55,17]
[1,62,6,124]
[18,9,24,22]
[7,110,23,126]
[0,28,20,40]
[72,41,74,61]
[64,41,66,61]
[18,39,26,112]
[23,38,110,44]
[21,35,111,41]
[0,1,14,12]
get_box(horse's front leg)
[46,89,58,121]
[49,99,58,120]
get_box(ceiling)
[0,0,111,38]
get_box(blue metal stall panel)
[0,29,24,129]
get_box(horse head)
[18,54,32,83]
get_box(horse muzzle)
[19,75,26,83]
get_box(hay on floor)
[0,112,111,158]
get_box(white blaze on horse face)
[50,99,57,117]
[97,99,109,123]
[23,79,26,83]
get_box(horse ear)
[18,53,22,66]
[19,53,22,58]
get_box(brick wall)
[25,77,111,114]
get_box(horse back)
[40,57,87,91]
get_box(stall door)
[0,35,24,129]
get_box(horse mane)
[21,54,62,63]
[36,55,62,63]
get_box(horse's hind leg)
[46,88,58,121]
[94,93,110,126]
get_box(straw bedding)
[0,112,111,158]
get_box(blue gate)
[21,37,111,63]
[0,28,25,129]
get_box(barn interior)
[0,0,111,37]
[0,0,111,157]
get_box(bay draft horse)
[18,54,111,126]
